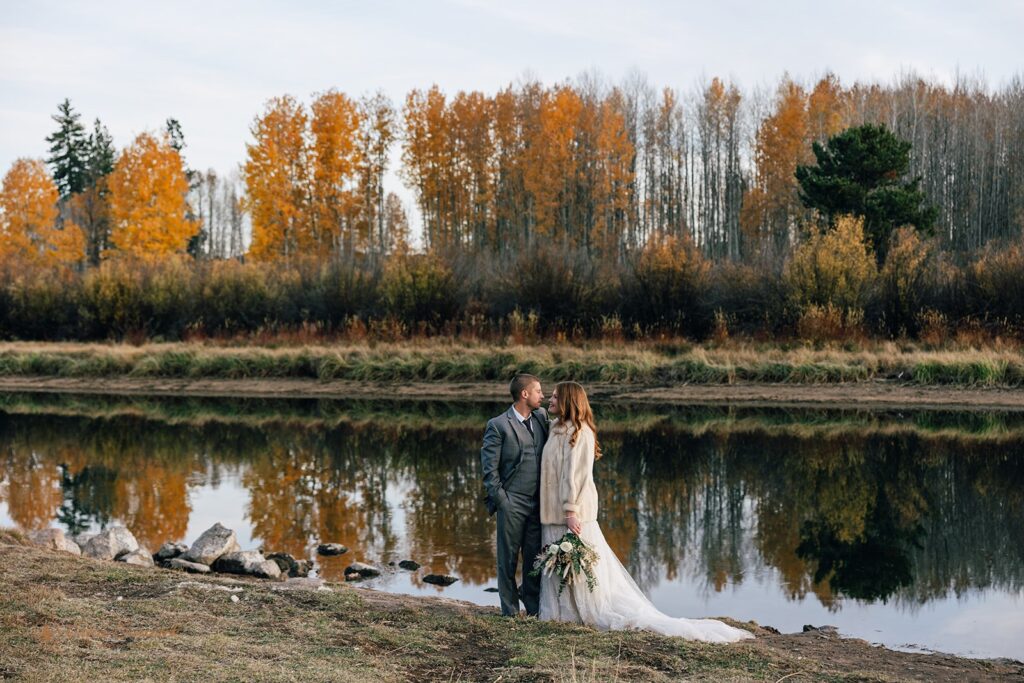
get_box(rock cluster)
[23,525,462,590]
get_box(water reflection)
[1,394,1023,656]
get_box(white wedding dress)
[538,521,754,643]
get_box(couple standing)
[480,374,753,642]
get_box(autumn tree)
[524,85,582,243]
[106,132,196,259]
[0,158,85,264]
[402,86,454,249]
[244,96,310,262]
[358,92,397,258]
[309,89,363,258]
[696,78,744,260]
[796,123,937,262]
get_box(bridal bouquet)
[530,532,599,596]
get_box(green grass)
[1,340,1024,387]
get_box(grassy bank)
[2,531,1020,682]
[2,340,1024,387]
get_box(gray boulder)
[72,532,97,548]
[253,560,282,580]
[83,527,140,560]
[317,543,348,556]
[265,552,296,574]
[168,558,211,574]
[118,549,155,567]
[212,551,283,580]
[266,552,311,577]
[212,550,266,575]
[181,523,239,566]
[422,574,458,586]
[154,542,188,561]
[27,528,81,555]
[344,561,380,578]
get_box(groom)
[480,373,549,617]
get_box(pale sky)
[2,0,1021,209]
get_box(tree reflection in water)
[1,398,1023,608]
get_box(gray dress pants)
[495,489,541,616]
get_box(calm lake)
[1,392,1023,660]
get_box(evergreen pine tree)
[796,124,937,263]
[85,118,116,184]
[45,98,89,197]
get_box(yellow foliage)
[879,226,932,333]
[106,132,196,259]
[785,215,877,312]
[0,158,86,265]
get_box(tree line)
[1,70,1023,341]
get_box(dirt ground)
[1,535,1021,682]
[2,375,1024,412]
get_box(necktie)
[524,415,534,437]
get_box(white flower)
[559,541,573,553]
[547,544,559,555]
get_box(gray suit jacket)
[480,406,550,515]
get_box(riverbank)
[1,531,1019,682]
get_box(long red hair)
[555,381,602,460]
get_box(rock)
[344,561,380,578]
[83,527,140,560]
[483,587,499,593]
[422,574,458,586]
[211,551,283,580]
[212,550,266,575]
[154,542,188,561]
[168,558,211,574]
[28,528,66,550]
[317,543,348,556]
[265,552,296,574]
[253,560,282,580]
[27,528,83,555]
[72,532,96,548]
[344,571,363,582]
[265,552,312,578]
[118,549,155,567]
[398,560,420,571]
[181,523,240,566]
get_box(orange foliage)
[106,133,195,259]
[743,75,849,255]
[0,158,85,265]
[310,90,363,257]
[244,96,310,262]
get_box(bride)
[537,381,753,643]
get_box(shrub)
[624,234,710,336]
[79,257,196,340]
[380,253,458,327]
[968,242,1024,324]
[500,242,616,333]
[784,215,877,315]
[876,227,934,337]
